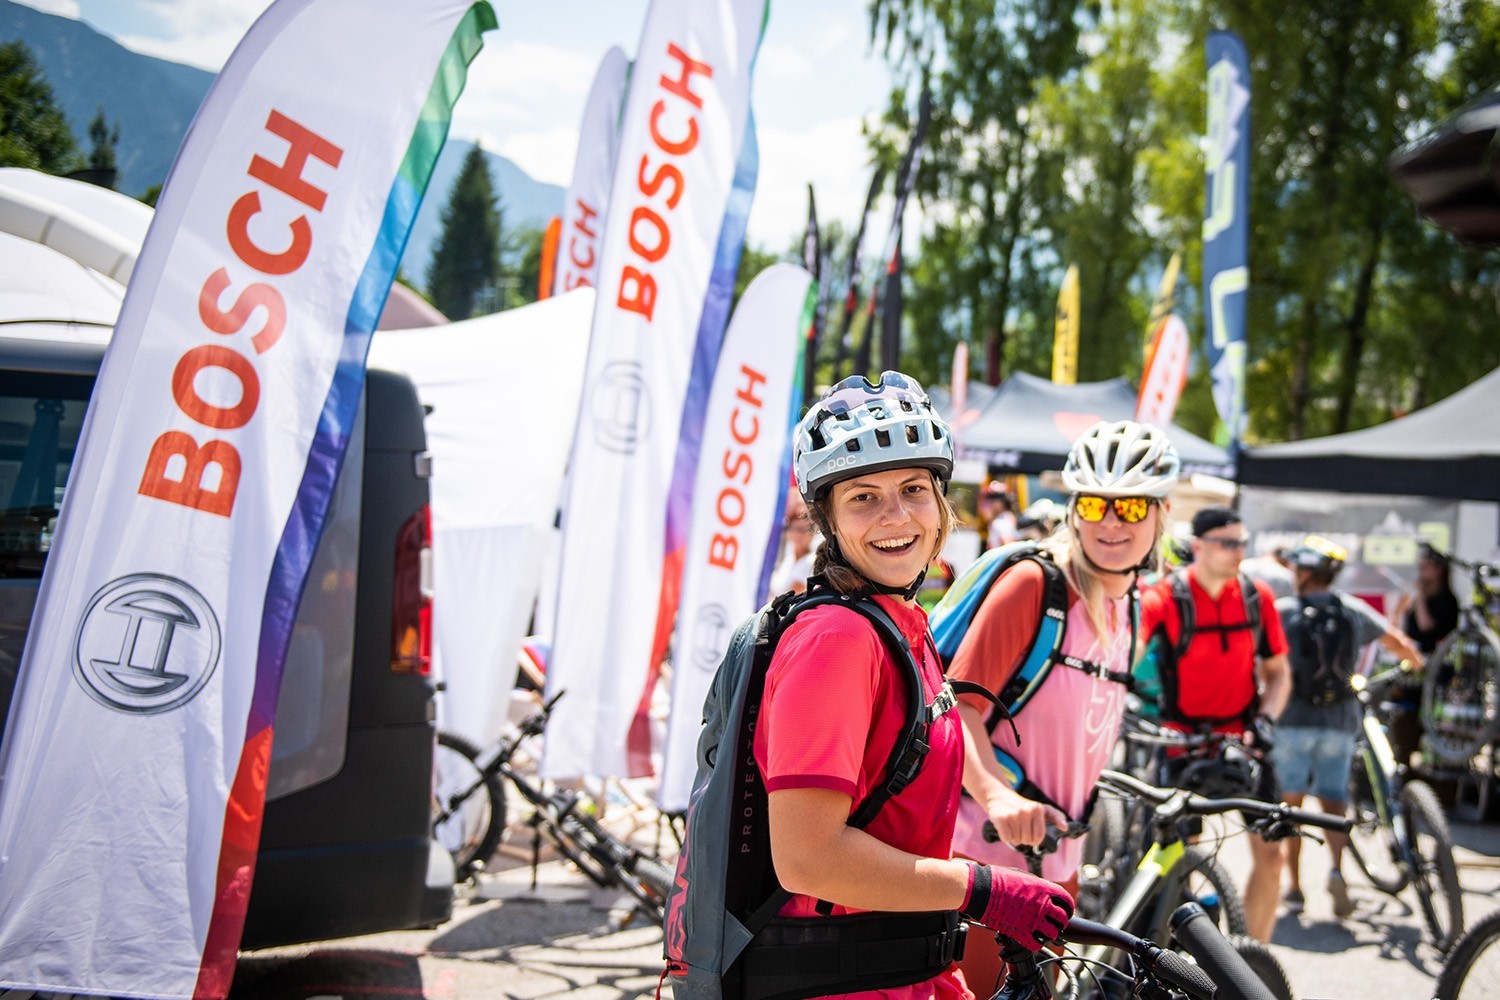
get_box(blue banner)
[1203,30,1250,463]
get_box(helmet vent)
[901,399,914,412]
[844,439,861,453]
[875,428,891,448]
[905,425,919,444]
[931,422,944,440]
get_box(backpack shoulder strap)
[988,551,1071,730]
[1169,569,1196,661]
[1239,573,1273,660]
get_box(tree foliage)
[426,144,503,321]
[0,41,77,173]
[87,105,119,175]
[868,0,1500,444]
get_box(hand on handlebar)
[982,790,1068,849]
[960,861,1073,952]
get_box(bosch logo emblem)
[692,603,732,673]
[591,361,651,454]
[73,573,222,715]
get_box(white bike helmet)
[793,371,953,505]
[1061,420,1180,498]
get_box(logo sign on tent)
[0,2,495,996]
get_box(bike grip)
[1171,902,1275,1000]
[1283,805,1354,833]
[1149,946,1217,1000]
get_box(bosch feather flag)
[553,45,631,296]
[0,2,495,997]
[1203,30,1251,462]
[659,264,812,812]
[544,0,767,780]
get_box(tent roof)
[935,370,1232,477]
[1389,84,1500,246]
[1239,367,1500,501]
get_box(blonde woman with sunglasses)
[946,420,1179,994]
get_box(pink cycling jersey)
[754,594,972,1000]
[948,561,1131,882]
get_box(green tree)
[0,41,78,173]
[87,105,119,177]
[502,224,546,309]
[426,144,502,321]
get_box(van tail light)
[392,503,433,675]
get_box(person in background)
[1274,536,1425,919]
[1138,506,1291,944]
[752,371,1072,1000]
[1240,544,1296,600]
[1383,543,1459,768]
[980,482,1019,550]
[950,420,1178,994]
[1016,498,1063,541]
[769,487,817,596]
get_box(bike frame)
[1355,699,1416,891]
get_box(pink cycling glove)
[959,862,1073,952]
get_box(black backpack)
[662,586,978,1000]
[1283,592,1358,708]
[1155,569,1273,725]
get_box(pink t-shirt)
[754,594,971,1000]
[948,562,1131,881]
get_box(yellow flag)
[1052,263,1080,384]
[1144,252,1181,360]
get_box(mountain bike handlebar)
[994,914,1216,1000]
[1098,768,1353,834]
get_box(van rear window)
[0,371,92,578]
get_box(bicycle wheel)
[433,730,506,879]
[1437,906,1500,1000]
[1422,623,1500,765]
[1401,779,1465,953]
[1179,846,1249,938]
[1346,748,1406,894]
[1079,797,1128,921]
[1226,934,1294,1000]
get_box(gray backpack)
[661,586,972,1000]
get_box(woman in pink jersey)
[750,372,1072,1000]
[947,420,1180,995]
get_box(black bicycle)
[1347,668,1465,952]
[431,691,676,923]
[1436,904,1500,1000]
[991,903,1286,1000]
[1421,555,1500,767]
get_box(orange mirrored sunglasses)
[1074,495,1154,524]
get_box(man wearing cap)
[1139,506,1292,943]
[1274,536,1425,919]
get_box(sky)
[18,0,904,252]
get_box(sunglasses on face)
[1202,536,1249,551]
[1073,495,1155,524]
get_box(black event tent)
[1388,83,1500,246]
[1238,366,1500,502]
[934,371,1233,477]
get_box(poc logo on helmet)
[825,453,862,473]
[73,573,222,716]
[590,361,652,455]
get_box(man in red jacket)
[1140,506,1292,943]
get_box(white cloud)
[11,0,81,17]
[491,126,580,188]
[746,114,879,250]
[755,42,811,82]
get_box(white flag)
[0,2,495,996]
[553,46,631,296]
[659,264,812,811]
[544,0,767,779]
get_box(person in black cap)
[1138,506,1292,942]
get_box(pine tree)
[0,41,78,173]
[87,106,120,175]
[425,144,502,321]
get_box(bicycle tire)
[628,851,676,905]
[1436,905,1500,1000]
[1179,846,1249,939]
[1346,749,1406,894]
[1421,622,1500,765]
[433,730,506,879]
[1401,779,1465,953]
[1226,935,1294,1000]
[1079,796,1128,920]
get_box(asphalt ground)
[228,805,1500,1000]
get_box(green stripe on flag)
[398,1,498,195]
